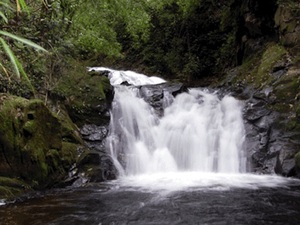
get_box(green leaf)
[0,11,8,23]
[15,55,34,93]
[0,31,47,52]
[0,37,20,78]
[18,0,30,14]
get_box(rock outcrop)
[0,94,83,198]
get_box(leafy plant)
[0,0,46,87]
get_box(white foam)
[87,67,166,86]
[0,199,6,206]
[114,172,299,192]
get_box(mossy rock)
[52,59,112,126]
[0,177,32,199]
[273,73,300,102]
[52,103,83,144]
[229,43,288,90]
[253,44,287,88]
[61,142,78,169]
[275,4,300,48]
[295,151,300,169]
[0,94,82,195]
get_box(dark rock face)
[275,4,300,52]
[73,124,117,183]
[224,66,300,177]
[235,0,278,63]
[139,83,188,115]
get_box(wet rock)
[244,99,270,122]
[281,158,296,176]
[76,150,117,182]
[80,124,108,142]
[139,82,187,114]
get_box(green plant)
[0,0,46,89]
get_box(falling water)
[88,67,247,176]
[1,68,299,225]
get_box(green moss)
[23,120,37,135]
[295,151,300,169]
[231,43,288,89]
[0,186,21,198]
[61,142,78,169]
[46,149,62,173]
[255,44,287,87]
[54,107,83,144]
[271,103,290,114]
[0,95,64,186]
[273,71,300,102]
[52,59,111,125]
[230,50,262,85]
[0,177,32,198]
[53,58,110,101]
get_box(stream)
[1,175,300,225]
[1,68,300,225]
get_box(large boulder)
[0,94,82,198]
[52,68,113,127]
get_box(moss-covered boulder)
[51,59,113,127]
[0,94,83,198]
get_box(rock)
[76,150,117,182]
[0,94,83,198]
[0,177,32,199]
[139,82,187,115]
[244,98,271,122]
[275,4,300,49]
[52,71,113,127]
[80,124,108,142]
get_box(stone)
[0,94,83,198]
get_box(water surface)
[1,173,300,225]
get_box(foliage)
[122,0,232,81]
[0,0,281,93]
[69,0,151,59]
[0,0,46,92]
[0,0,240,89]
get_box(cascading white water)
[109,86,246,175]
[88,67,247,176]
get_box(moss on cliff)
[231,43,288,89]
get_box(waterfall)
[89,67,246,176]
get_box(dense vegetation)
[0,0,240,93]
[0,0,296,90]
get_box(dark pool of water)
[1,183,300,225]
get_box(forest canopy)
[0,0,239,87]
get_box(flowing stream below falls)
[1,68,300,225]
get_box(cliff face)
[218,0,300,176]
